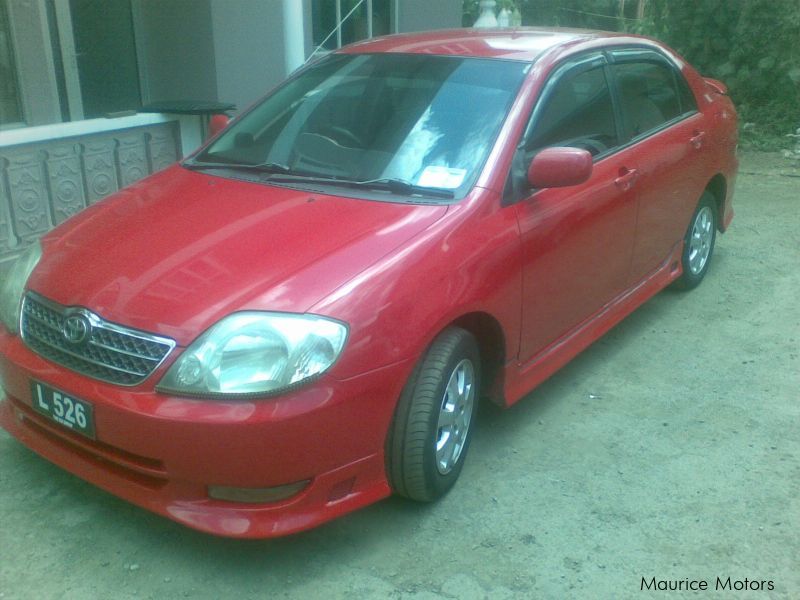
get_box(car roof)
[339,27,617,62]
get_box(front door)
[511,55,639,364]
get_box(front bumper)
[0,331,409,538]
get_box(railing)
[0,112,202,276]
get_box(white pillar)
[282,0,305,75]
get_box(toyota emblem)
[62,315,90,344]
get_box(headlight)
[157,312,348,397]
[0,241,42,334]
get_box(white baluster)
[473,0,498,28]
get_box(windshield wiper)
[354,178,455,199]
[183,160,292,174]
[184,162,456,199]
[265,174,455,199]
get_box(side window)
[525,65,618,157]
[503,60,617,204]
[612,60,683,137]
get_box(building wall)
[134,0,294,113]
[0,118,182,276]
[134,0,463,114]
[210,0,288,113]
[397,0,462,33]
[134,0,218,105]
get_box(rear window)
[613,60,684,137]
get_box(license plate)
[30,381,96,439]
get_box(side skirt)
[503,243,684,407]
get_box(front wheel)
[674,192,717,290]
[387,327,480,502]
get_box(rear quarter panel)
[676,60,739,231]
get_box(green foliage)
[635,0,800,141]
[462,0,800,144]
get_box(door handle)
[614,167,639,191]
[690,130,706,149]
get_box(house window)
[0,1,23,128]
[68,0,142,119]
[1,0,141,128]
[312,0,395,51]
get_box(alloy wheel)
[435,359,475,475]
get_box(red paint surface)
[0,28,737,538]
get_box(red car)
[0,28,736,538]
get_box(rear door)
[608,49,711,284]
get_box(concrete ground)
[0,151,797,600]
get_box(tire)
[387,327,480,502]
[674,191,717,290]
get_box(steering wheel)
[548,135,608,156]
[323,125,367,149]
[570,136,608,156]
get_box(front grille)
[20,292,176,386]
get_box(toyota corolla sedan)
[0,28,737,538]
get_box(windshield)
[193,53,529,200]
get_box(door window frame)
[2,0,62,128]
[0,0,25,129]
[519,52,625,161]
[503,45,701,204]
[606,47,700,145]
[504,51,624,204]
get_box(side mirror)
[207,114,231,140]
[527,147,593,189]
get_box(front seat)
[618,73,664,136]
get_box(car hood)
[29,166,448,346]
